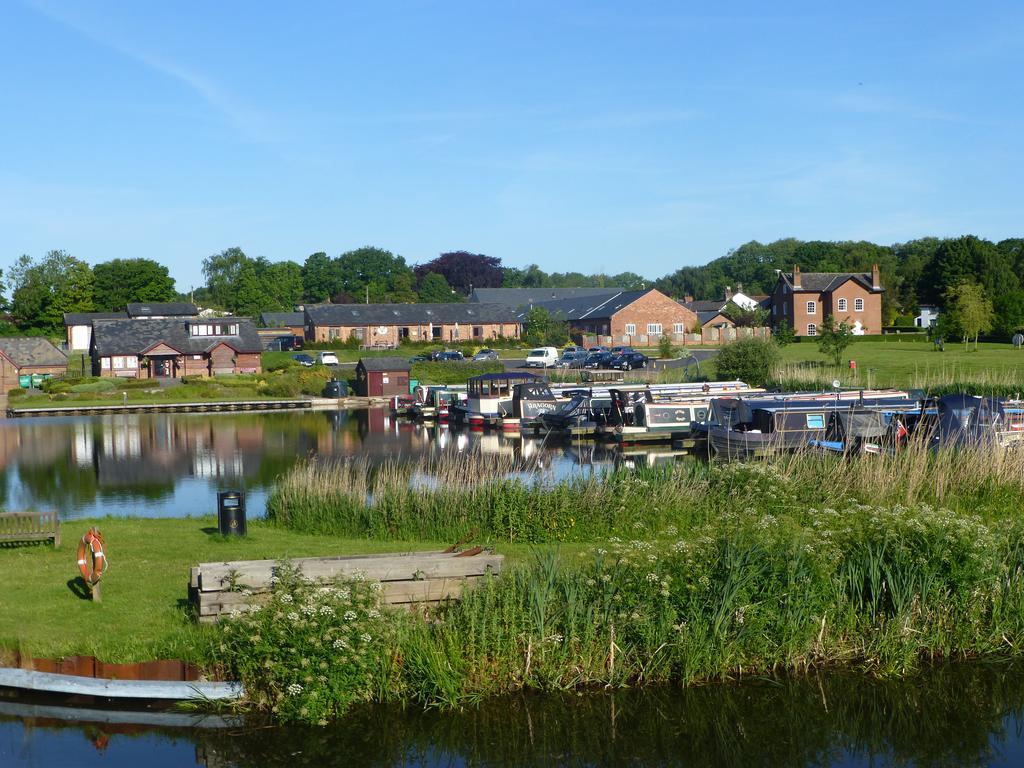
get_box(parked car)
[609,351,648,371]
[524,347,559,368]
[562,345,586,355]
[292,353,315,367]
[584,351,614,368]
[408,354,431,363]
[556,351,589,368]
[323,379,348,398]
[587,345,609,353]
[609,345,634,357]
[435,351,465,362]
[473,349,499,361]
[318,351,340,366]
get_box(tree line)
[5,235,1024,340]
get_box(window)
[647,323,662,335]
[805,413,825,429]
[126,357,138,369]
[807,323,817,336]
[625,323,636,335]
[772,305,777,316]
[112,356,125,369]
[473,325,483,338]
[673,323,685,334]
[837,298,847,312]
[854,298,864,312]
[783,303,788,316]
[101,357,111,370]
[806,301,817,315]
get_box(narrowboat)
[450,372,543,429]
[706,396,921,460]
[928,394,1024,450]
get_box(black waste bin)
[324,379,349,398]
[217,490,247,537]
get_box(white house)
[915,306,940,328]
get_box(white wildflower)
[286,683,303,696]
[280,594,293,604]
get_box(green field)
[775,338,1024,390]
[0,517,553,662]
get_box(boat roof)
[470,372,539,382]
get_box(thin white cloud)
[24,0,277,141]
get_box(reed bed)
[772,360,1024,396]
[267,444,1024,543]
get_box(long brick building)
[303,303,522,346]
[769,265,884,336]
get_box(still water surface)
[0,409,645,520]
[3,662,1024,767]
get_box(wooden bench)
[0,511,60,547]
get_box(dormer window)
[190,322,239,337]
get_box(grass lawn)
[8,389,302,411]
[0,517,565,663]
[777,339,1024,389]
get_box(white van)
[318,351,340,366]
[524,347,559,368]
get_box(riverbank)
[6,446,1024,723]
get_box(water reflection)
[2,662,1024,767]
[0,410,661,519]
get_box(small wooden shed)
[355,357,411,397]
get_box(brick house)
[91,317,263,379]
[770,265,884,337]
[259,311,306,337]
[0,338,68,392]
[304,304,522,346]
[526,289,698,346]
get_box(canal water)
[3,661,1024,766]
[0,409,652,520]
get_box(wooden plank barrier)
[0,511,60,547]
[191,550,502,623]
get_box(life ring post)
[77,527,108,602]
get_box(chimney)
[724,285,733,301]
[683,294,694,304]
[871,263,881,290]
[737,282,743,293]
[793,265,802,289]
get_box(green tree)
[93,258,176,311]
[262,260,304,311]
[773,320,795,347]
[387,271,418,303]
[522,306,568,346]
[301,251,338,303]
[417,272,459,303]
[202,247,249,310]
[944,280,994,350]
[233,261,272,318]
[815,315,857,366]
[9,250,95,332]
[994,291,1024,339]
[334,247,414,303]
[713,338,779,386]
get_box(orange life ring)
[77,527,108,586]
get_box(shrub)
[215,564,395,723]
[411,360,505,385]
[295,367,333,395]
[658,334,675,359]
[265,378,301,398]
[267,359,299,373]
[713,337,779,386]
[7,388,25,399]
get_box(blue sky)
[1,1,1022,290]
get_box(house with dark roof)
[304,304,522,346]
[769,265,883,337]
[91,317,263,379]
[126,302,199,319]
[521,289,698,346]
[259,311,305,332]
[0,337,68,391]
[468,287,627,307]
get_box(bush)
[658,334,675,359]
[265,378,301,398]
[713,337,779,386]
[69,379,117,393]
[7,388,25,399]
[267,359,299,373]
[295,367,333,395]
